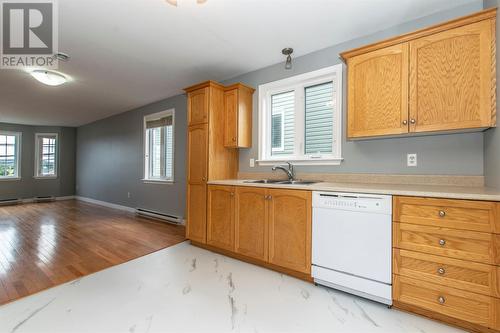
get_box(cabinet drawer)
[394,249,499,297]
[394,223,498,265]
[394,196,498,233]
[393,275,497,328]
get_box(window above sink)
[258,65,343,166]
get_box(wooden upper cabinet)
[187,87,209,126]
[224,84,255,148]
[347,43,409,138]
[342,8,497,139]
[409,20,495,132]
[234,187,268,261]
[207,185,235,251]
[268,189,312,274]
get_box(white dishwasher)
[312,191,393,305]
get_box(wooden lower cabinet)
[186,184,207,243]
[234,187,268,261]
[207,185,235,251]
[205,185,312,277]
[268,189,312,275]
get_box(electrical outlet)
[249,158,255,168]
[407,153,417,167]
[127,192,131,198]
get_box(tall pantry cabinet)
[184,81,239,243]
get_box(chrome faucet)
[272,162,295,181]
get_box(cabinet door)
[187,124,208,183]
[235,187,268,261]
[409,20,494,133]
[224,89,238,148]
[268,189,312,274]
[186,184,207,243]
[207,185,235,251]
[188,87,209,126]
[186,124,208,243]
[347,43,409,138]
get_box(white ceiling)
[0,0,479,127]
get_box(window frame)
[0,131,21,181]
[258,65,343,166]
[34,133,59,179]
[143,109,175,184]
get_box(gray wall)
[76,95,187,218]
[0,123,76,200]
[484,0,500,187]
[75,1,490,216]
[223,1,485,176]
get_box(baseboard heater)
[135,208,183,225]
[0,198,21,206]
[34,196,56,203]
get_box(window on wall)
[0,131,21,179]
[144,109,175,183]
[258,65,343,165]
[35,133,58,178]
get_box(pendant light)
[282,48,293,70]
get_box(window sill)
[142,179,175,185]
[34,176,58,180]
[257,158,343,166]
[0,177,21,181]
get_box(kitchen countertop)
[208,179,500,201]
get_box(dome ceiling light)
[30,70,68,86]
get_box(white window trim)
[0,130,21,180]
[258,64,343,166]
[143,109,175,184]
[34,133,59,179]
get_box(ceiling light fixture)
[282,48,293,70]
[30,70,68,86]
[54,52,71,62]
[165,0,207,6]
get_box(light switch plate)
[407,153,417,167]
[249,158,255,168]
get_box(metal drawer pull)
[265,195,272,200]
[437,268,445,275]
[402,120,408,125]
[439,210,446,217]
[438,296,446,304]
[410,119,416,124]
[439,239,446,246]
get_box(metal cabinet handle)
[202,177,207,181]
[232,137,236,142]
[265,195,272,200]
[437,267,445,275]
[439,210,446,217]
[439,239,446,246]
[438,296,446,304]
[410,119,416,124]
[230,192,235,197]
[402,120,408,125]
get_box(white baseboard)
[75,196,136,213]
[21,195,75,204]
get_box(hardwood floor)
[0,200,186,305]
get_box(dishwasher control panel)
[312,191,392,214]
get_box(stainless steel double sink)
[243,179,318,185]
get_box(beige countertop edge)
[207,179,500,202]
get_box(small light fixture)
[282,48,293,70]
[30,70,68,86]
[165,0,207,6]
[54,52,71,62]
